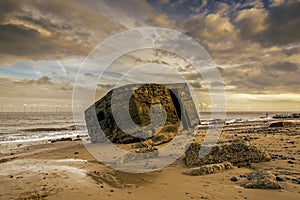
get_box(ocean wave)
[0,130,88,144]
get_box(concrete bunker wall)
[85,83,199,144]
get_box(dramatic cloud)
[0,0,299,111]
[235,8,268,39]
[260,1,300,45]
[0,0,122,64]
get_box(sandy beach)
[0,119,299,200]
[1,0,300,199]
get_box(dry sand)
[0,120,299,200]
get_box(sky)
[0,0,299,112]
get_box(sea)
[0,111,295,144]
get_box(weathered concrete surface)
[185,140,271,167]
[183,162,233,176]
[241,171,282,189]
[85,83,199,144]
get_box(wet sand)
[0,119,299,200]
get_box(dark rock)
[50,137,73,143]
[74,152,79,155]
[269,121,294,128]
[276,176,285,182]
[292,178,298,183]
[85,83,199,144]
[60,137,73,142]
[287,160,294,164]
[231,176,238,182]
[109,189,115,192]
[287,140,295,144]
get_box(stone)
[241,171,282,189]
[185,140,271,167]
[292,178,298,183]
[85,83,199,144]
[275,176,285,182]
[183,162,233,176]
[231,176,238,182]
[269,121,294,128]
[287,160,294,164]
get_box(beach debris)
[185,140,271,167]
[85,83,199,144]
[49,137,73,143]
[74,135,82,141]
[239,174,247,178]
[275,176,285,182]
[287,160,294,164]
[230,176,238,182]
[241,171,282,189]
[0,157,15,163]
[21,193,49,200]
[269,121,294,128]
[183,162,233,176]
[270,153,295,160]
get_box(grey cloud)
[0,0,121,64]
[0,23,90,59]
[283,46,300,56]
[267,61,298,72]
[223,62,300,94]
[13,76,52,85]
[15,13,72,33]
[0,24,49,57]
[60,84,73,91]
[190,81,202,89]
[97,83,115,89]
[0,0,21,22]
[36,76,52,85]
[209,81,225,87]
[84,73,96,77]
[257,1,300,46]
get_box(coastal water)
[0,111,294,144]
[0,112,86,144]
